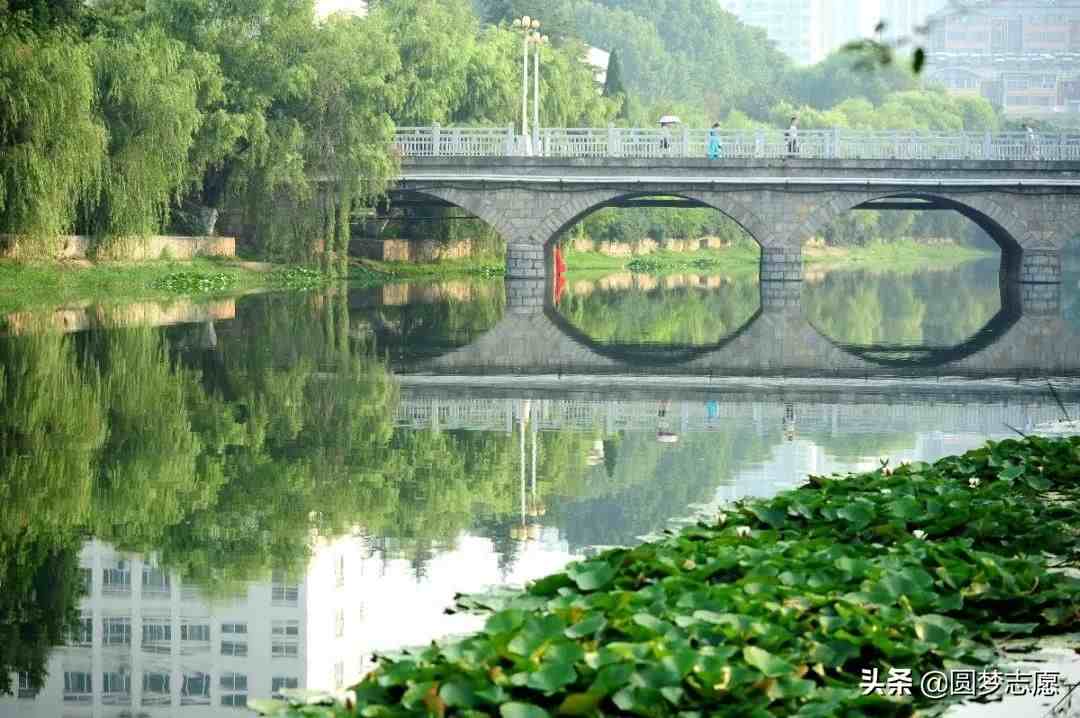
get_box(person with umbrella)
[659,115,680,153]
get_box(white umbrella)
[658,115,681,125]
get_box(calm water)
[1,254,1079,715]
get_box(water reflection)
[803,259,1002,348]
[555,272,759,346]
[1,256,1079,715]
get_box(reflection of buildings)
[925,0,1080,115]
[305,530,578,692]
[1,541,306,716]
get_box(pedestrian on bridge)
[1025,125,1040,160]
[785,116,799,157]
[708,123,723,160]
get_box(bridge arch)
[797,190,1029,254]
[540,189,773,250]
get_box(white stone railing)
[394,126,1080,162]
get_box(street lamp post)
[512,15,541,154]
[531,32,548,153]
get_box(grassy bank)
[256,435,1080,717]
[350,257,505,282]
[0,257,327,314]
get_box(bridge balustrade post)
[432,123,441,157]
[983,131,992,160]
[607,124,617,158]
[831,128,840,159]
[682,125,690,158]
[755,130,764,159]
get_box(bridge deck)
[399,156,1080,186]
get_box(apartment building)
[1,540,307,717]
[719,0,882,65]
[925,0,1080,115]
[878,0,950,41]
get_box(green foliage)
[475,0,790,122]
[271,266,326,288]
[151,271,239,294]
[88,28,224,238]
[0,536,82,697]
[786,51,919,110]
[377,0,477,126]
[3,0,84,31]
[255,436,1080,717]
[0,30,105,246]
[602,49,627,108]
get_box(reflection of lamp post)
[512,16,541,150]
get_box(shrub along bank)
[256,436,1080,717]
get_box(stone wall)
[350,238,473,262]
[569,236,733,257]
[0,235,235,260]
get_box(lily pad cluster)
[256,436,1080,717]
[271,267,327,289]
[626,257,721,274]
[151,271,238,293]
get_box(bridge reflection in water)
[384,274,1078,378]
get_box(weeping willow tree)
[86,28,225,244]
[235,12,402,269]
[0,27,105,251]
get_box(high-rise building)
[719,0,828,65]
[877,0,950,43]
[719,0,882,65]
[923,0,1080,115]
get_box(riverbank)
[350,256,505,281]
[0,240,995,315]
[255,435,1080,717]
[0,257,327,314]
[565,239,991,276]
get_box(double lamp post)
[512,15,547,155]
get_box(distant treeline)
[0,0,612,266]
[1,0,1029,265]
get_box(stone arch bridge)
[395,155,1080,285]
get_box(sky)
[315,0,368,19]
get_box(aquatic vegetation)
[254,436,1080,717]
[271,266,327,289]
[150,271,238,293]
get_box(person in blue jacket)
[708,123,723,160]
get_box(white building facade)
[1,541,307,717]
